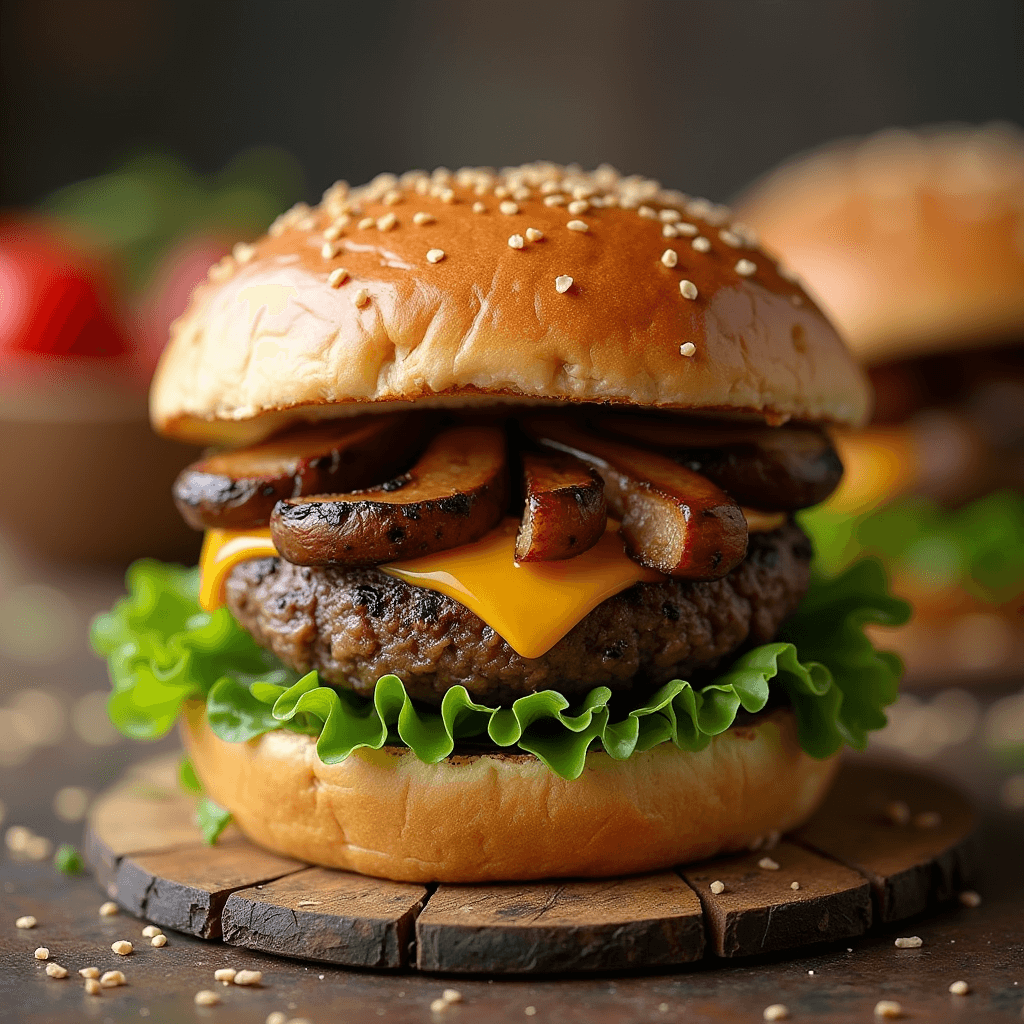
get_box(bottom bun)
[183,702,839,883]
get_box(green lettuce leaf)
[800,489,1024,604]
[196,797,233,845]
[91,556,910,780]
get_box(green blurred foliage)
[39,148,304,295]
[801,490,1024,605]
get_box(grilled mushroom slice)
[590,414,843,510]
[515,450,607,562]
[271,426,508,566]
[173,414,418,530]
[526,419,747,580]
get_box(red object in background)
[0,219,129,361]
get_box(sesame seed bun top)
[150,162,870,445]
[737,124,1024,367]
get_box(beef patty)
[225,522,812,706]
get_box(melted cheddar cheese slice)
[198,510,784,659]
[199,519,662,658]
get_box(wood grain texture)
[681,841,872,957]
[221,867,428,968]
[793,761,978,922]
[416,872,705,973]
[114,840,307,938]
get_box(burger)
[738,125,1024,684]
[92,162,907,883]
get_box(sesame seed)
[679,342,696,357]
[679,280,698,300]
[85,979,102,995]
[430,998,449,1013]
[874,1000,903,1018]
[100,970,126,988]
[513,187,531,201]
[79,967,100,979]
[472,202,486,213]
[111,940,133,955]
[376,212,397,231]
[208,257,234,282]
[543,194,566,206]
[886,800,911,825]
[34,947,49,960]
[382,190,401,205]
[439,188,455,204]
[914,811,941,828]
[46,963,68,979]
[526,228,544,242]
[322,224,343,241]
[661,249,678,268]
[709,880,725,895]
[637,205,658,219]
[662,225,677,238]
[321,241,340,259]
[659,209,681,223]
[735,258,757,276]
[525,1009,537,1017]
[555,275,573,294]
[763,1005,790,1021]
[357,217,374,230]
[328,267,349,288]
[692,236,711,252]
[675,222,699,237]
[443,989,463,1004]
[413,211,435,225]
[233,242,256,264]
[234,969,262,986]
[141,925,162,938]
[572,186,594,200]
[267,1015,288,1024]
[195,990,221,1007]
[353,288,370,307]
[494,186,509,198]
[426,249,446,264]
[508,234,525,249]
[567,200,589,215]
[15,916,37,929]
[499,201,519,215]
[215,968,236,984]
[791,881,801,890]
[719,229,742,247]
[415,178,430,195]
[895,936,923,948]
[949,981,970,996]
[151,934,167,947]
[567,219,589,232]
[758,857,780,871]
[296,216,316,231]
[959,890,982,908]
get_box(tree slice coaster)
[83,756,978,973]
[416,873,705,973]
[792,760,977,922]
[221,867,427,969]
[115,841,307,939]
[680,841,872,957]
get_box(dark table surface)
[0,542,1022,1024]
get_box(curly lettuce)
[91,558,909,781]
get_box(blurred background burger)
[738,124,1024,686]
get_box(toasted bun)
[738,124,1024,366]
[151,163,869,445]
[182,702,838,883]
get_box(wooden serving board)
[84,756,977,974]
